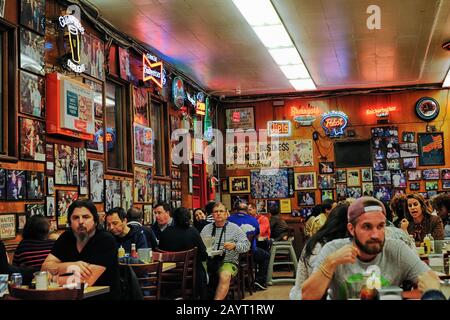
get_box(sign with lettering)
[0,214,16,240]
[59,5,86,73]
[172,77,185,109]
[290,104,320,125]
[195,92,206,116]
[320,111,348,137]
[143,53,165,88]
[366,106,397,117]
[225,107,255,130]
[268,120,291,137]
[418,132,444,166]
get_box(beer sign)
[320,111,348,137]
[59,5,86,73]
[268,120,291,137]
[143,54,164,88]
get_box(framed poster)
[57,190,78,229]
[47,177,54,195]
[19,117,45,162]
[133,87,149,126]
[362,183,374,196]
[20,27,45,75]
[143,204,153,225]
[298,191,315,206]
[280,199,291,214]
[105,179,121,212]
[422,168,439,180]
[336,169,346,183]
[0,213,16,240]
[256,200,267,213]
[19,70,45,118]
[229,176,251,194]
[121,179,133,211]
[225,107,255,131]
[418,132,444,166]
[134,123,153,166]
[46,196,55,217]
[86,119,104,153]
[20,0,46,34]
[346,169,360,187]
[16,213,27,233]
[134,166,152,203]
[250,169,293,199]
[0,168,6,200]
[26,203,45,216]
[319,162,334,174]
[90,35,105,81]
[321,190,334,201]
[294,172,317,190]
[78,148,88,195]
[54,144,79,185]
[231,195,250,209]
[221,193,232,211]
[26,171,44,200]
[221,178,229,192]
[89,160,104,203]
[84,79,103,118]
[402,157,417,169]
[45,144,55,176]
[118,47,131,81]
[409,182,421,191]
[318,174,336,189]
[6,170,26,201]
[266,199,280,214]
[361,168,373,182]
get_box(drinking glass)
[345,279,363,300]
[0,274,8,298]
[48,268,59,288]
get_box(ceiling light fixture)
[232,0,316,91]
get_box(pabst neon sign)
[320,111,348,137]
[59,5,86,73]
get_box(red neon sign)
[366,106,397,115]
[290,105,320,117]
[142,55,163,88]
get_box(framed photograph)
[133,87,149,126]
[89,35,105,81]
[346,169,360,187]
[250,169,294,199]
[361,168,373,182]
[386,159,401,170]
[231,195,250,209]
[84,80,103,118]
[294,172,317,190]
[425,181,439,191]
[86,119,104,153]
[229,176,250,194]
[407,169,422,181]
[386,147,400,159]
[20,27,45,75]
[298,191,315,206]
[19,117,45,161]
[336,183,347,200]
[26,203,45,217]
[47,177,54,195]
[20,0,45,34]
[402,132,415,143]
[402,157,417,169]
[256,200,267,213]
[391,170,407,188]
[56,190,78,229]
[321,190,334,201]
[0,213,16,240]
[442,181,450,190]
[221,178,228,192]
[225,107,255,131]
[373,171,392,185]
[19,70,45,118]
[419,192,429,199]
[409,182,421,191]
[318,175,336,189]
[373,159,386,171]
[423,168,439,180]
[336,169,346,183]
[89,160,104,203]
[105,179,122,212]
[374,185,392,202]
[0,0,4,18]
[0,169,6,200]
[45,144,54,176]
[46,196,55,217]
[393,189,406,197]
[298,207,313,218]
[373,149,385,160]
[121,179,133,211]
[26,171,44,200]
[418,132,444,166]
[399,143,419,158]
[118,47,131,81]
[319,162,334,174]
[280,199,291,214]
[362,183,374,196]
[372,137,384,149]
[427,191,438,199]
[346,187,362,198]
[133,123,153,166]
[55,144,79,185]
[134,166,152,203]
[266,199,280,214]
[78,148,88,195]
[6,170,26,200]
[143,204,153,225]
[16,213,27,233]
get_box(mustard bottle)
[118,245,125,258]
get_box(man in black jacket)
[126,207,157,249]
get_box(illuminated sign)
[59,5,86,73]
[320,111,348,137]
[268,120,292,137]
[172,77,185,109]
[186,92,196,106]
[366,106,397,117]
[195,92,206,116]
[143,54,164,88]
[290,104,321,126]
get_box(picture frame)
[20,27,45,75]
[0,213,16,240]
[256,200,267,213]
[56,190,79,229]
[134,166,152,203]
[0,168,6,200]
[427,191,438,199]
[121,179,133,211]
[336,183,347,199]
[47,177,54,195]
[84,80,103,119]
[361,168,373,182]
[442,181,450,190]
[441,169,450,180]
[266,199,280,214]
[362,183,374,196]
[89,160,104,203]
[346,187,362,199]
[409,182,421,191]
[373,171,392,185]
[26,203,45,217]
[19,70,45,118]
[418,132,444,166]
[294,172,317,190]
[19,117,45,162]
[229,176,251,194]
[374,185,392,203]
[86,119,104,153]
[373,159,386,171]
[231,195,250,209]
[143,204,153,225]
[335,169,346,183]
[298,191,316,206]
[346,169,360,187]
[386,158,401,170]
[402,132,415,143]
[87,34,105,81]
[16,213,27,233]
[321,190,334,201]
[45,144,54,176]
[280,199,292,214]
[407,170,422,181]
[422,168,439,180]
[118,47,131,81]
[221,178,229,192]
[133,87,149,126]
[318,174,336,189]
[6,170,26,201]
[402,157,417,169]
[0,0,5,18]
[399,143,419,158]
[20,0,46,34]
[425,181,439,191]
[46,196,55,217]
[391,170,407,188]
[78,148,88,195]
[225,107,255,131]
[133,123,153,167]
[54,144,79,185]
[319,162,334,174]
[105,179,122,212]
[26,171,44,200]
[250,169,294,199]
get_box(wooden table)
[162,262,176,272]
[83,286,110,299]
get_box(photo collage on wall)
[85,79,104,154]
[171,167,182,210]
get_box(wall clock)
[415,97,440,121]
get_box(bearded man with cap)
[302,196,437,300]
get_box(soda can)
[10,273,22,287]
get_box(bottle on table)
[118,245,125,258]
[130,243,138,258]
[423,234,431,255]
[428,233,435,254]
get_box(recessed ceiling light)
[289,79,317,91]
[280,64,310,79]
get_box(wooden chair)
[6,285,83,300]
[239,234,255,298]
[128,262,163,300]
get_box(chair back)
[128,262,163,300]
[7,285,83,300]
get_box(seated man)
[269,208,289,241]
[151,202,174,241]
[302,196,434,300]
[42,200,120,299]
[200,202,250,300]
[105,207,148,254]
[126,207,157,249]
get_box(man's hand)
[223,242,236,251]
[69,261,93,280]
[327,244,360,267]
[418,270,441,293]
[400,218,409,232]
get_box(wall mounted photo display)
[386,147,400,159]
[372,136,384,149]
[56,190,78,229]
[0,168,6,200]
[153,183,159,204]
[20,27,45,75]
[346,187,362,199]
[26,171,44,200]
[118,47,131,81]
[425,181,439,191]
[221,178,229,192]
[391,170,407,188]
[134,166,152,203]
[402,132,415,143]
[373,148,385,160]
[229,176,251,194]
[250,169,293,199]
[319,162,334,174]
[361,168,373,182]
[442,180,450,190]
[266,199,280,214]
[318,174,336,189]
[47,177,54,195]
[16,213,27,233]
[225,107,255,131]
[45,144,54,176]
[133,87,149,126]
[231,195,250,210]
[84,79,104,118]
[374,185,392,203]
[46,196,55,217]
[362,183,374,196]
[407,169,422,181]
[399,143,419,158]
[393,189,406,197]
[105,179,121,212]
[26,203,45,217]
[402,157,417,169]
[20,0,46,35]
[89,160,104,203]
[373,159,386,171]
[441,169,450,180]
[78,148,88,195]
[386,158,401,171]
[19,70,45,118]
[336,183,347,199]
[86,119,104,153]
[422,168,440,180]
[88,34,105,81]
[0,0,4,18]
[336,169,346,183]
[256,200,267,213]
[121,179,133,211]
[143,204,153,225]
[346,169,360,187]
[427,191,438,199]
[418,132,444,166]
[54,144,79,185]
[419,192,429,199]
[298,191,315,206]
[409,182,421,191]
[321,189,334,202]
[373,170,392,185]
[0,213,16,240]
[19,117,45,162]
[280,199,292,214]
[6,170,26,200]
[134,123,153,167]
[294,172,317,190]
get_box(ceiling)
[88,0,450,97]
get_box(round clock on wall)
[415,97,440,121]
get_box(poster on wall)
[26,171,44,200]
[0,169,5,200]
[0,214,16,240]
[84,79,103,118]
[20,0,46,35]
[105,179,121,212]
[121,179,133,211]
[250,169,294,199]
[134,123,153,167]
[20,27,45,76]
[280,199,292,214]
[80,33,105,81]
[45,144,54,176]
[133,87,149,125]
[86,119,104,153]
[225,107,255,131]
[78,148,88,195]
[89,160,104,203]
[19,117,45,162]
[56,190,78,229]
[54,145,79,185]
[6,170,26,200]
[19,70,45,118]
[418,132,444,166]
[134,166,152,203]
[119,47,131,81]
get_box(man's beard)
[354,232,385,255]
[75,227,90,242]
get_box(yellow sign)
[280,199,292,214]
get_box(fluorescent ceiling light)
[268,48,303,65]
[443,69,450,87]
[280,64,309,79]
[253,25,293,48]
[290,79,317,91]
[232,0,281,26]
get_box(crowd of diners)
[1,191,449,300]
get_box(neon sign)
[195,92,206,116]
[366,106,397,117]
[320,111,348,137]
[143,54,164,88]
[172,77,185,110]
[290,104,321,126]
[59,5,86,73]
[268,120,292,137]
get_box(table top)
[83,286,110,299]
